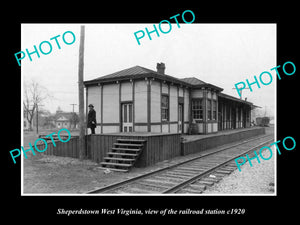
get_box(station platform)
[39,126,267,169]
[181,126,266,155]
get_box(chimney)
[156,62,166,74]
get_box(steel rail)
[162,138,274,193]
[87,134,274,194]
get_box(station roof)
[219,92,256,107]
[84,65,188,87]
[84,65,223,91]
[180,77,206,85]
[180,77,223,91]
[84,66,259,108]
[84,65,257,107]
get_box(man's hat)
[88,104,94,108]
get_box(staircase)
[100,139,146,172]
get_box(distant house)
[55,109,79,129]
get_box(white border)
[21,23,277,197]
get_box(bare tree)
[23,79,52,130]
[69,112,79,129]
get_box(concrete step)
[107,152,138,157]
[99,139,146,173]
[97,167,129,172]
[103,157,136,162]
[100,162,132,167]
[117,139,146,143]
[114,143,143,147]
[111,147,141,152]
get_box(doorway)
[122,103,133,132]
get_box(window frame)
[207,99,212,120]
[161,94,169,122]
[192,98,203,121]
[212,100,217,120]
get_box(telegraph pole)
[70,103,77,113]
[78,25,86,161]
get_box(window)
[192,99,203,120]
[213,100,217,120]
[122,103,133,123]
[161,95,169,121]
[124,104,127,123]
[207,100,212,120]
[129,104,133,123]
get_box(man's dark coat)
[87,108,97,128]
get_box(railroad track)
[87,134,274,194]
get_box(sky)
[21,23,276,116]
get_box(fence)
[40,137,80,158]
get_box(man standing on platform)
[87,104,97,134]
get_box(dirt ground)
[23,154,124,194]
[23,126,275,194]
[23,149,173,194]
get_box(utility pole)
[78,25,85,161]
[70,103,77,113]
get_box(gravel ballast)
[203,148,275,195]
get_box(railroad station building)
[84,63,254,135]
